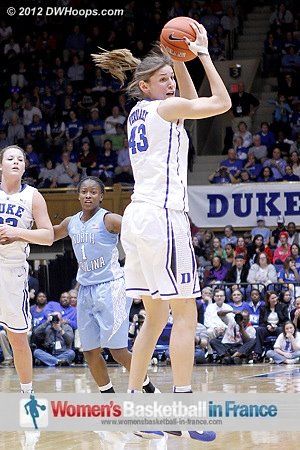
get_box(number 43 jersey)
[0,184,35,264]
[127,99,189,212]
[68,209,124,286]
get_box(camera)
[49,314,60,324]
[235,313,243,324]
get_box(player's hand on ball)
[184,23,209,56]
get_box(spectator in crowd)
[229,289,249,312]
[281,46,300,73]
[114,137,134,184]
[247,252,277,289]
[200,230,214,257]
[33,313,75,366]
[78,86,97,118]
[219,148,243,176]
[290,151,300,177]
[24,143,40,169]
[224,243,235,268]
[104,106,126,135]
[210,309,256,364]
[230,82,259,131]
[247,289,265,327]
[266,321,300,364]
[233,121,253,148]
[68,289,78,307]
[67,55,85,82]
[275,131,293,157]
[4,36,20,56]
[129,298,144,323]
[46,113,66,153]
[243,153,262,181]
[291,243,300,271]
[269,3,294,29]
[291,297,300,331]
[64,25,86,62]
[263,31,281,76]
[263,147,287,180]
[273,231,291,264]
[236,169,253,183]
[283,164,300,181]
[269,94,292,134]
[212,237,226,260]
[234,237,248,259]
[287,222,299,246]
[270,215,287,247]
[257,166,275,182]
[204,289,233,340]
[85,107,104,148]
[257,122,276,151]
[225,254,249,284]
[43,291,77,330]
[247,233,273,267]
[253,291,289,360]
[37,159,56,188]
[233,135,248,161]
[97,139,117,185]
[248,135,267,163]
[251,217,271,244]
[30,292,48,329]
[22,100,42,127]
[278,257,299,284]
[77,139,97,176]
[51,151,80,188]
[278,289,294,314]
[208,165,236,183]
[0,326,13,366]
[290,102,300,139]
[65,110,83,148]
[7,113,25,145]
[221,225,237,248]
[204,256,228,285]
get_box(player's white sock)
[20,382,33,393]
[98,381,115,393]
[173,385,192,393]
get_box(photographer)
[128,311,146,344]
[208,166,237,184]
[210,309,256,364]
[33,313,75,367]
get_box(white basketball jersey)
[127,99,189,211]
[0,184,35,264]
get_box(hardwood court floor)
[0,363,299,450]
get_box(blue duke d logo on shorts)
[19,395,48,429]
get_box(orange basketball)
[160,16,197,62]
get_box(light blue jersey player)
[53,177,158,393]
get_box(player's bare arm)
[104,213,122,234]
[53,217,72,241]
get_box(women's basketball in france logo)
[19,395,48,429]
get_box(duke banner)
[188,182,300,228]
[0,393,299,431]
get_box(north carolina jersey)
[68,208,123,286]
[0,184,35,264]
[127,99,189,211]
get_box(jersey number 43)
[129,124,149,155]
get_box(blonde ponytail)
[91,47,141,86]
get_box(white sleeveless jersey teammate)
[121,99,200,300]
[0,184,35,332]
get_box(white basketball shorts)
[0,261,31,333]
[121,202,200,300]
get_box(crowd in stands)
[0,0,248,188]
[210,1,299,184]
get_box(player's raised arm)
[53,216,71,241]
[158,24,231,121]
